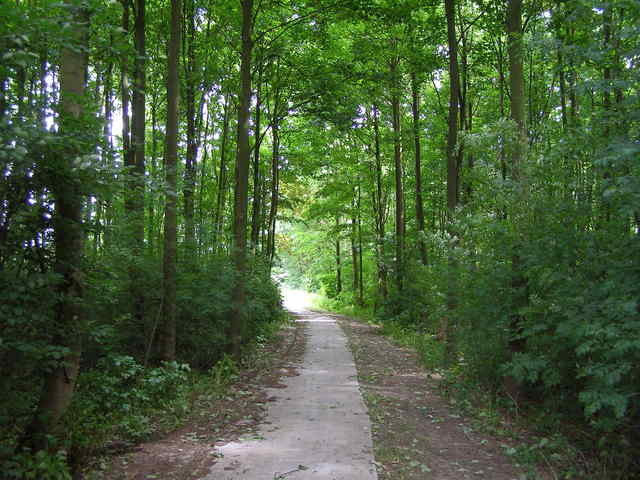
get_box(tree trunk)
[390,56,404,292]
[357,183,364,305]
[266,114,280,267]
[102,54,114,247]
[183,0,197,249]
[411,72,427,266]
[372,104,387,300]
[25,0,88,450]
[335,216,342,295]
[250,59,263,252]
[149,88,160,251]
[351,193,359,295]
[213,92,231,253]
[505,0,528,399]
[444,0,460,367]
[121,0,131,183]
[230,0,253,358]
[160,0,181,362]
[197,107,211,253]
[128,0,146,324]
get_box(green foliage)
[1,447,72,480]
[209,354,239,392]
[63,356,191,460]
[379,320,444,370]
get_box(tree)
[443,0,460,367]
[25,0,89,450]
[230,0,254,357]
[160,0,182,362]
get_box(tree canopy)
[1,0,639,477]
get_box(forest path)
[337,316,531,480]
[202,294,378,479]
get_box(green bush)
[63,355,191,460]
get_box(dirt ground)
[335,314,527,480]
[90,311,536,480]
[90,320,306,480]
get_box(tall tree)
[160,0,182,362]
[444,0,460,367]
[371,104,388,301]
[25,0,89,449]
[505,0,527,396]
[183,0,198,248]
[129,0,146,323]
[213,91,232,252]
[389,53,404,291]
[411,72,428,265]
[230,0,254,357]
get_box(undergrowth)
[316,292,639,480]
[1,316,287,480]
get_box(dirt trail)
[94,291,527,480]
[338,315,526,480]
[203,309,378,479]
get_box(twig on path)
[273,464,309,478]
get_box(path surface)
[202,300,377,479]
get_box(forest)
[1,0,639,478]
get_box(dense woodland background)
[1,0,639,478]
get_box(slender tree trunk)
[411,72,427,265]
[25,0,88,450]
[197,107,211,253]
[266,114,280,267]
[121,0,131,179]
[250,59,263,252]
[128,0,146,324]
[335,216,342,295]
[213,92,231,252]
[357,183,364,305]
[160,0,181,362]
[183,0,197,248]
[390,57,404,292]
[351,194,359,295]
[372,104,387,300]
[230,0,253,358]
[505,0,528,398]
[102,54,114,247]
[149,88,160,250]
[496,37,508,188]
[444,0,460,367]
[602,6,612,138]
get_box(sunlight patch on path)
[282,287,318,313]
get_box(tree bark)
[266,114,280,267]
[357,183,364,305]
[250,59,264,252]
[444,0,460,367]
[411,72,427,266]
[160,0,181,362]
[213,92,231,252]
[351,193,359,295]
[128,0,146,325]
[335,216,342,295]
[230,0,253,358]
[372,104,387,300]
[26,0,88,450]
[121,0,131,181]
[390,56,404,292]
[183,0,197,249]
[505,0,528,398]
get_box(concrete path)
[203,294,377,479]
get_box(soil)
[90,310,538,480]
[335,314,528,480]
[90,320,306,480]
